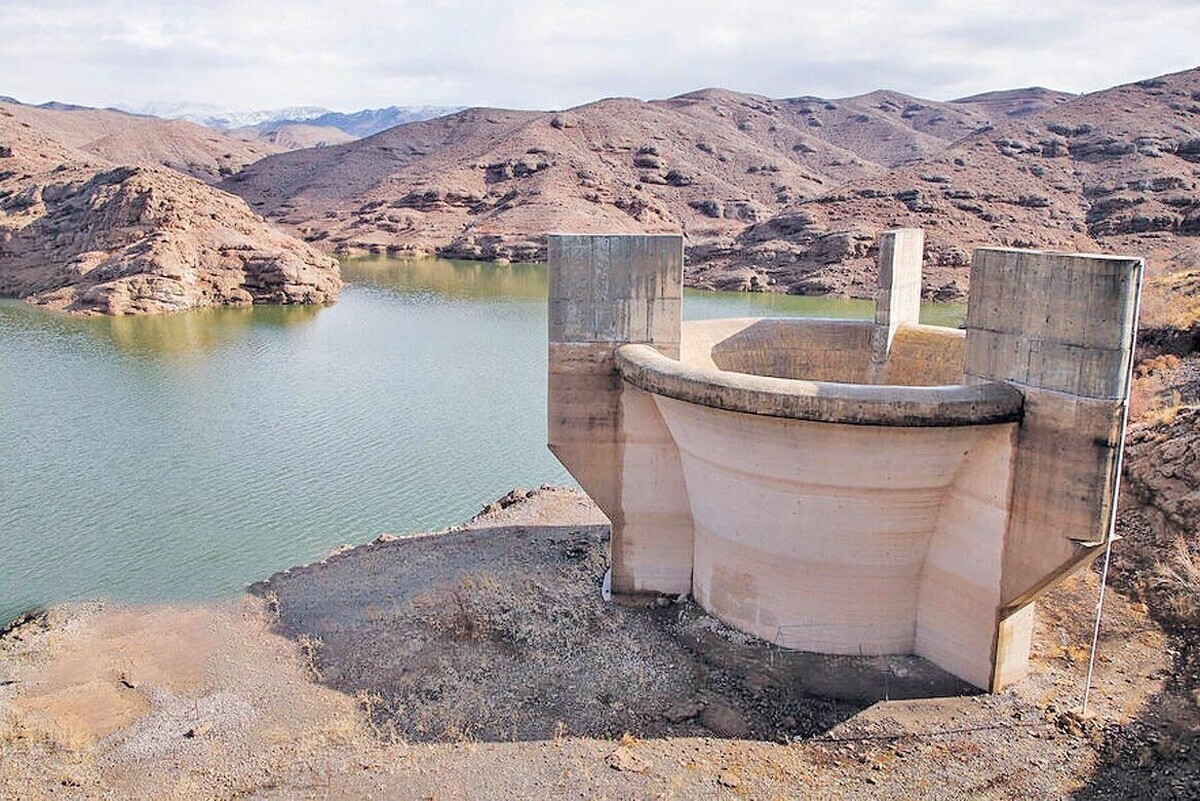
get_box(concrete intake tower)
[547,231,1141,691]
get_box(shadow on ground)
[1072,506,1200,799]
[250,519,976,744]
[1073,636,1199,799]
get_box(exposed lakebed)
[0,258,963,623]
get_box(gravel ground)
[0,486,1192,799]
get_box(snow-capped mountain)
[277,106,463,138]
[116,102,463,139]
[116,102,331,129]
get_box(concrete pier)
[547,234,693,594]
[547,231,1142,691]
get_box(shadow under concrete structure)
[548,230,1142,692]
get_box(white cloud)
[0,0,1196,112]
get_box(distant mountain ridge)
[118,102,463,140]
[116,101,329,129]
[949,87,1078,119]
[218,83,1076,265]
[0,97,283,181]
[235,105,465,139]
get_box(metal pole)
[1081,260,1144,717]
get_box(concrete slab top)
[615,342,1025,427]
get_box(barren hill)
[218,73,1198,329]
[949,87,1077,119]
[149,103,463,141]
[0,100,282,182]
[768,89,993,166]
[691,68,1200,316]
[222,86,1031,261]
[229,123,355,150]
[25,68,1182,325]
[0,105,341,315]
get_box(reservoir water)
[0,259,963,624]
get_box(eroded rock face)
[0,111,341,315]
[1124,406,1200,538]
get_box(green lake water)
[0,258,964,623]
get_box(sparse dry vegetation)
[1143,269,1200,332]
[1130,354,1184,421]
[1154,537,1200,627]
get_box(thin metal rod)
[1081,529,1114,716]
[1081,260,1144,717]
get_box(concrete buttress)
[547,234,694,593]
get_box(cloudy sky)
[2,0,1198,113]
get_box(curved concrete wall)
[882,324,965,386]
[710,319,875,383]
[680,317,966,387]
[654,395,1015,657]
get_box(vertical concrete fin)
[547,234,691,594]
[871,229,925,377]
[963,248,1143,614]
[915,422,1017,690]
[990,605,1035,691]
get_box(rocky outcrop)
[1124,406,1200,539]
[0,111,341,315]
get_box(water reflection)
[343,257,548,300]
[0,298,326,361]
[97,303,324,358]
[343,256,966,327]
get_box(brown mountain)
[0,100,283,182]
[230,123,356,151]
[0,104,341,315]
[691,68,1200,328]
[219,74,1197,334]
[222,87,1036,262]
[949,87,1077,119]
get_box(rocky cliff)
[0,106,341,315]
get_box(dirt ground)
[1,486,1196,799]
